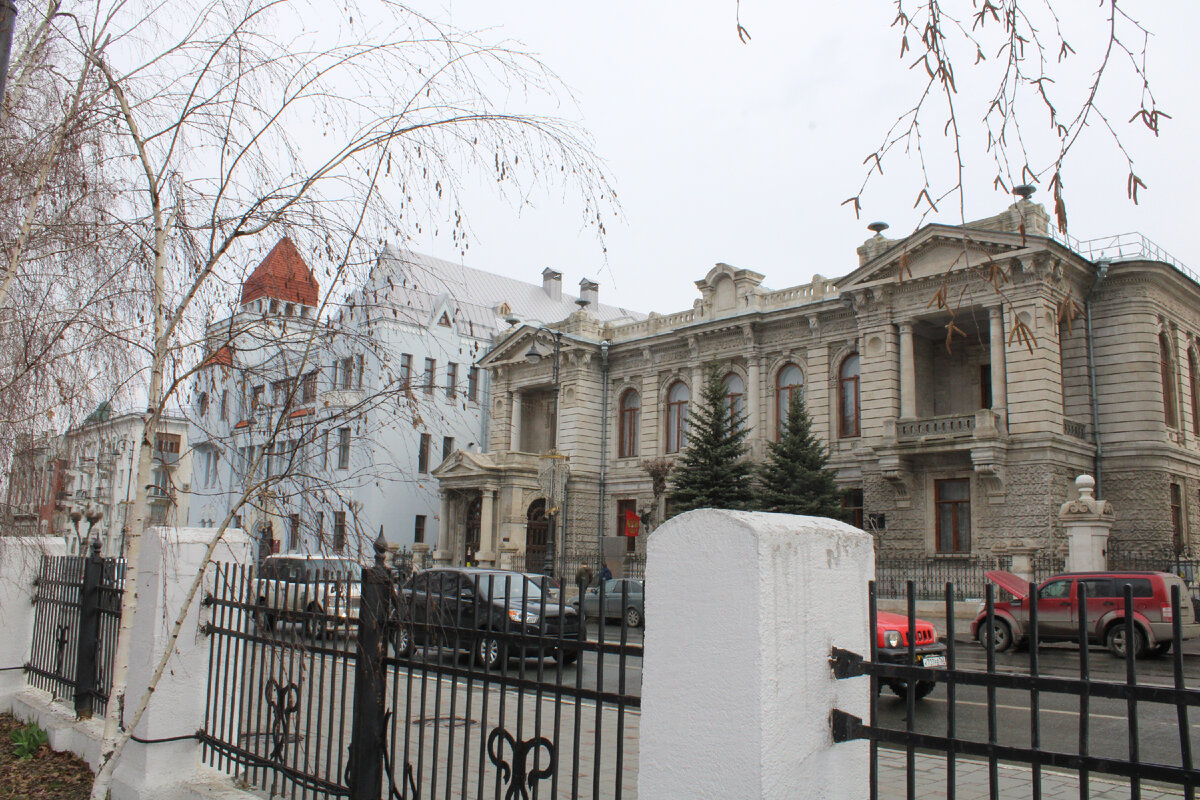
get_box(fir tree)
[668,366,755,514]
[757,390,845,518]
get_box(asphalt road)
[876,641,1200,771]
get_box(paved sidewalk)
[878,748,1188,799]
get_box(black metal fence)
[25,541,125,718]
[200,540,642,799]
[1107,543,1200,593]
[875,553,1064,600]
[832,579,1200,799]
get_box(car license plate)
[921,655,947,668]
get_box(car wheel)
[891,680,936,701]
[395,624,414,658]
[303,603,325,640]
[476,633,504,670]
[1106,624,1146,659]
[625,606,643,628]
[977,619,1013,653]
[552,645,579,666]
[253,601,275,632]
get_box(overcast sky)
[400,1,1199,316]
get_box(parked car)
[396,568,581,669]
[875,611,947,700]
[254,554,362,637]
[571,578,644,627]
[972,570,1200,658]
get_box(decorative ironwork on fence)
[832,579,1200,799]
[200,539,641,799]
[1107,542,1200,593]
[874,553,1064,600]
[25,541,125,718]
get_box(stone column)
[476,489,497,566]
[747,353,761,437]
[1061,475,1115,572]
[433,492,453,564]
[989,307,1007,412]
[509,392,523,451]
[898,322,916,419]
[640,509,872,800]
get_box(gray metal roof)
[352,247,645,338]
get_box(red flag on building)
[624,508,640,538]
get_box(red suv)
[972,570,1200,658]
[875,611,946,700]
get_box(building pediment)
[840,225,1028,290]
[432,449,498,480]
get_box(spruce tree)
[668,366,755,514]
[757,390,845,518]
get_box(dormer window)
[285,303,294,317]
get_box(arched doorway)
[526,499,550,573]
[465,495,482,564]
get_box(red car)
[875,611,946,700]
[972,570,1200,658]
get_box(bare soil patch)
[0,713,92,800]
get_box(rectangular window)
[842,489,864,529]
[414,515,426,544]
[251,385,263,413]
[400,354,413,387]
[467,367,479,402]
[272,378,291,406]
[424,358,436,395]
[315,511,324,543]
[322,430,329,470]
[935,479,971,553]
[617,499,639,553]
[980,364,993,409]
[220,390,228,420]
[288,514,300,551]
[418,433,431,474]
[1171,483,1184,553]
[334,511,346,553]
[340,357,354,390]
[337,427,350,470]
[442,436,454,460]
[356,354,364,390]
[301,371,318,402]
[446,362,458,399]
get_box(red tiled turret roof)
[200,345,233,368]
[240,237,319,307]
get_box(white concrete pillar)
[747,354,761,437]
[899,322,916,419]
[114,527,252,799]
[989,307,1007,412]
[0,538,66,706]
[640,509,873,800]
[477,489,497,566]
[1061,475,1115,572]
[509,392,524,451]
[434,493,453,564]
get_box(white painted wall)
[0,537,66,704]
[639,509,873,800]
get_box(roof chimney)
[579,278,599,309]
[542,268,562,301]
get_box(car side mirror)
[459,589,474,601]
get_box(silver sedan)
[573,579,644,628]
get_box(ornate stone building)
[434,196,1200,570]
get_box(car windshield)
[307,559,361,580]
[474,573,544,602]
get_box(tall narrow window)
[446,363,458,399]
[619,389,640,458]
[665,381,690,454]
[424,358,436,396]
[340,356,354,390]
[980,364,993,409]
[337,427,350,470]
[288,514,300,550]
[355,354,364,389]
[722,373,745,433]
[467,367,479,402]
[220,389,228,420]
[1162,332,1178,428]
[333,511,346,553]
[414,515,426,544]
[839,353,861,438]
[302,371,318,402]
[321,430,329,470]
[442,436,454,460]
[1171,483,1184,553]
[776,364,804,438]
[1190,349,1200,436]
[399,354,413,387]
[418,433,431,474]
[935,479,971,553]
[842,489,864,529]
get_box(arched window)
[839,353,861,438]
[721,373,745,433]
[1161,332,1178,428]
[1191,349,1200,436]
[665,381,690,453]
[775,364,804,438]
[619,389,641,458]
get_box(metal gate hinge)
[830,709,864,743]
[829,647,865,679]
